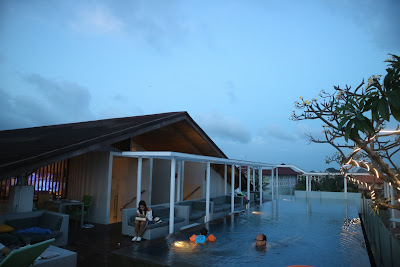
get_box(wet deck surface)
[64,221,199,267]
[64,221,138,267]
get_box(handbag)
[135,217,146,222]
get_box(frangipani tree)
[291,55,400,211]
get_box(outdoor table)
[46,199,84,227]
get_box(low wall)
[295,190,362,212]
[361,197,400,267]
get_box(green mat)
[0,238,55,267]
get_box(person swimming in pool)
[189,228,216,244]
[255,233,267,247]
[254,233,267,250]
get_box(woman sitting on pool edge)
[189,228,216,244]
[132,200,153,242]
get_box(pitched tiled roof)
[262,167,301,176]
[239,166,301,176]
[356,175,384,184]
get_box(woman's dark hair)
[200,228,208,236]
[138,200,147,215]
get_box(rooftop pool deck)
[112,196,370,267]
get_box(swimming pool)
[116,196,371,266]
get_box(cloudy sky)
[1,0,399,172]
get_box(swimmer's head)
[255,233,267,247]
[200,228,208,236]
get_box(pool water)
[136,196,370,267]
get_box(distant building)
[262,167,301,194]
[355,175,384,194]
[241,165,301,195]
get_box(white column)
[276,167,279,197]
[239,166,242,191]
[136,157,143,207]
[181,161,185,202]
[390,185,396,228]
[206,162,211,223]
[384,182,388,198]
[169,157,176,234]
[306,175,309,192]
[271,168,274,200]
[224,165,227,195]
[247,166,250,209]
[252,167,256,191]
[148,158,153,206]
[231,165,235,213]
[176,161,182,202]
[344,176,347,194]
[259,167,262,205]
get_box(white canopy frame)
[119,151,371,234]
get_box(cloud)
[259,123,297,141]
[195,112,251,143]
[324,0,400,51]
[225,81,237,103]
[0,73,95,130]
[69,5,124,34]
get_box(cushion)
[213,206,224,213]
[146,220,169,229]
[39,213,62,230]
[6,216,40,230]
[192,201,206,211]
[222,204,232,211]
[0,224,14,233]
[211,196,226,205]
[152,208,169,218]
[174,217,184,224]
[189,211,205,220]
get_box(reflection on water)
[142,197,370,267]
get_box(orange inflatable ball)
[207,234,216,242]
[189,234,197,242]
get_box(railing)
[183,186,201,201]
[360,197,400,267]
[120,190,146,211]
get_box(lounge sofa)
[122,204,189,240]
[176,199,211,223]
[210,195,246,219]
[0,210,69,247]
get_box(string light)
[373,168,380,179]
[353,147,361,153]
[379,130,400,133]
[345,158,352,165]
[364,162,370,171]
[355,161,360,167]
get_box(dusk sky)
[1,0,399,172]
